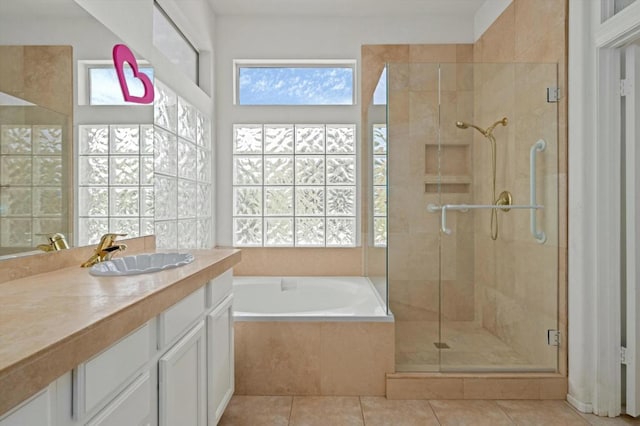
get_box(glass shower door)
[438,62,560,372]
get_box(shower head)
[485,117,508,136]
[455,117,508,138]
[456,121,487,136]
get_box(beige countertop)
[0,246,241,417]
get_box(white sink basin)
[89,252,195,276]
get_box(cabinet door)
[85,373,152,426]
[159,321,206,426]
[207,295,234,425]
[0,385,54,426]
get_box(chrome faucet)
[81,233,128,268]
[37,233,70,252]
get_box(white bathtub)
[233,276,392,321]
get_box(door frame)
[568,0,640,416]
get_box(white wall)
[214,14,476,245]
[0,0,218,247]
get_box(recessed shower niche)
[424,143,470,193]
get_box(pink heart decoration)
[112,44,154,104]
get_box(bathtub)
[232,276,394,396]
[233,276,391,321]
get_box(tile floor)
[219,396,640,426]
[396,321,546,372]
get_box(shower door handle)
[530,139,547,244]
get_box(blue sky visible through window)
[373,66,387,105]
[238,67,354,105]
[89,67,154,105]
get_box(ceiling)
[207,0,489,17]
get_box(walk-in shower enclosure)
[377,62,559,372]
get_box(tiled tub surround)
[233,276,394,396]
[0,235,240,417]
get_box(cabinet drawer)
[86,373,152,426]
[78,323,151,416]
[207,269,232,308]
[158,286,206,349]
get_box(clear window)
[235,61,356,105]
[88,66,154,105]
[373,67,387,106]
[153,3,199,84]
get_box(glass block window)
[153,80,212,249]
[77,124,155,245]
[0,124,64,247]
[372,124,387,247]
[234,61,356,105]
[232,124,357,247]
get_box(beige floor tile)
[574,410,640,425]
[430,400,515,425]
[290,396,364,426]
[218,395,292,426]
[360,397,440,426]
[497,400,589,425]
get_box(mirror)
[0,46,72,257]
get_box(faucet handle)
[97,233,127,249]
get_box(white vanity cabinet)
[0,268,236,426]
[0,384,56,426]
[206,269,234,425]
[159,321,207,426]
[207,294,234,425]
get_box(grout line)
[494,400,517,425]
[358,396,366,425]
[288,395,295,426]
[427,400,444,425]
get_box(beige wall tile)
[233,248,362,276]
[463,378,540,399]
[409,44,458,62]
[539,377,568,399]
[386,377,464,399]
[234,322,322,395]
[476,4,516,62]
[456,44,474,63]
[319,323,394,396]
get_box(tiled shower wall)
[362,0,568,373]
[77,80,212,249]
[472,0,567,371]
[361,45,476,326]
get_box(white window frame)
[77,60,152,106]
[232,59,358,106]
